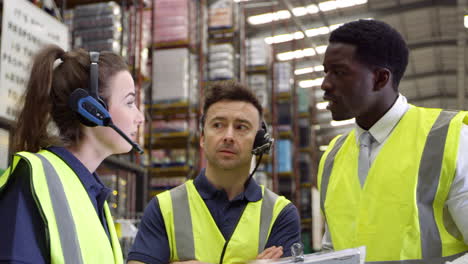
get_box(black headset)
[200,115,274,156]
[69,52,109,127]
[68,51,144,154]
[249,121,273,177]
[252,121,274,156]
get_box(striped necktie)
[358,131,373,187]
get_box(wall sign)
[0,0,69,121]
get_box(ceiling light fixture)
[248,10,291,25]
[299,77,324,88]
[330,118,355,127]
[319,145,328,151]
[316,101,329,110]
[294,65,324,75]
[277,46,327,61]
[248,0,367,25]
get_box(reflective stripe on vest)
[35,153,84,264]
[171,184,280,259]
[417,110,458,258]
[320,109,466,262]
[171,184,195,260]
[259,188,279,253]
[320,134,348,223]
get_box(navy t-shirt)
[0,147,111,264]
[128,170,301,264]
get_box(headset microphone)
[108,122,144,154]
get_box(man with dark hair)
[318,19,468,263]
[128,81,301,264]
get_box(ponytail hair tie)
[54,51,65,69]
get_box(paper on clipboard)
[250,246,366,264]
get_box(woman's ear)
[374,68,391,91]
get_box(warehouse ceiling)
[244,0,468,149]
[54,0,152,8]
[52,0,467,151]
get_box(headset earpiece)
[69,51,110,127]
[69,88,111,127]
[253,129,267,148]
[252,121,274,156]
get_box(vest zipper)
[218,205,248,264]
[219,240,230,264]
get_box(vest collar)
[355,94,410,145]
[46,146,110,197]
[194,169,262,202]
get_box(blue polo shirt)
[0,146,111,264]
[128,170,301,264]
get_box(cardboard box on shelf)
[152,48,190,102]
[247,38,272,67]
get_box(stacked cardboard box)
[274,62,293,93]
[73,2,122,53]
[152,48,191,102]
[246,38,272,67]
[208,43,234,80]
[154,0,196,46]
[208,0,235,30]
[248,74,269,109]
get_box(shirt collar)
[193,169,262,202]
[355,94,410,144]
[46,146,108,192]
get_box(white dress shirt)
[322,94,468,251]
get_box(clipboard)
[250,244,366,264]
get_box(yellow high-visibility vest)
[318,106,468,263]
[0,150,123,264]
[158,180,290,264]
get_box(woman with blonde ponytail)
[0,45,144,264]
